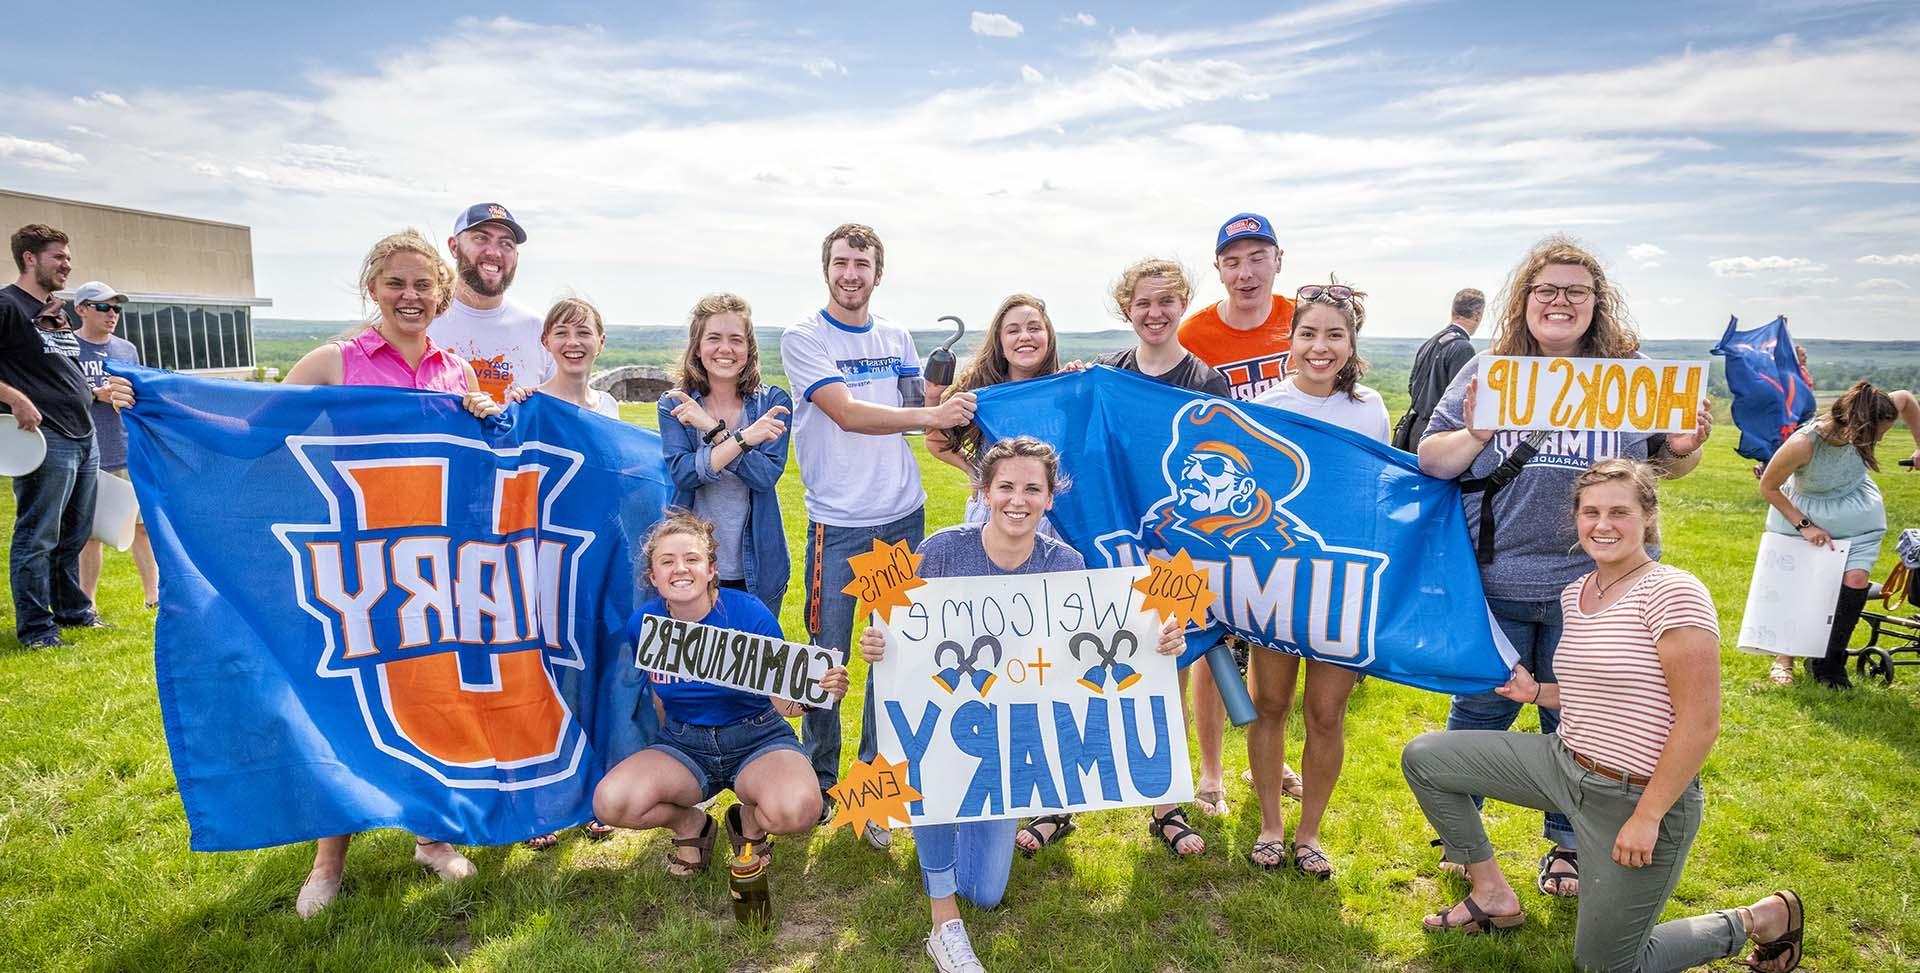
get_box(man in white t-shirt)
[780,223,976,847]
[431,203,554,403]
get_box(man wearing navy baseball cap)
[432,202,553,404]
[1172,210,1301,853]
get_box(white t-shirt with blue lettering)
[780,309,926,527]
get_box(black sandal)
[1739,889,1804,972]
[1247,839,1287,871]
[1537,847,1579,897]
[1147,805,1203,858]
[666,813,717,877]
[1290,843,1332,881]
[724,804,772,867]
[1423,895,1525,935]
[1016,813,1077,858]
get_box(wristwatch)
[731,429,749,450]
[701,421,728,445]
[1796,516,1813,529]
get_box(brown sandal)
[666,813,717,877]
[1424,896,1524,935]
[1739,889,1804,972]
[724,804,772,867]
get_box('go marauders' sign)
[632,615,837,707]
[870,566,1193,826]
[1473,356,1706,433]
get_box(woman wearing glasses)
[1416,236,1711,900]
[1242,278,1387,877]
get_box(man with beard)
[0,225,133,647]
[432,203,554,403]
[779,223,976,849]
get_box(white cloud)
[1067,13,1097,27]
[1707,255,1827,278]
[70,91,129,109]
[970,12,1024,38]
[800,57,846,78]
[1858,277,1912,290]
[1858,253,1920,265]
[0,135,86,171]
[1020,65,1045,84]
[65,124,103,138]
[1112,0,1415,58]
[1626,242,1666,267]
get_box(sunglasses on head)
[1296,284,1355,304]
[85,302,121,314]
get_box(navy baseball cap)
[1215,212,1277,254]
[452,202,527,244]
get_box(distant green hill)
[251,319,1920,397]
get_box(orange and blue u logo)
[275,434,594,789]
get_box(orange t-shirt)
[1177,294,1295,400]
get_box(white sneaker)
[295,870,341,919]
[925,918,986,973]
[864,821,893,850]
[413,841,478,881]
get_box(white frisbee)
[93,470,139,552]
[0,414,48,476]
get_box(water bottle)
[923,315,966,387]
[729,845,771,927]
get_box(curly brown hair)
[1488,235,1638,359]
[1818,381,1899,471]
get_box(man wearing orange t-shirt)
[1175,211,1302,829]
[1178,212,1295,401]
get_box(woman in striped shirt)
[1401,459,1806,972]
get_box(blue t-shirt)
[73,334,140,471]
[916,523,1085,581]
[627,586,786,726]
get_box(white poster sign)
[870,566,1193,826]
[1473,356,1706,433]
[1738,532,1851,658]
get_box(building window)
[115,302,255,371]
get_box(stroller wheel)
[1855,646,1896,685]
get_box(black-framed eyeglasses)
[1528,283,1595,305]
[85,302,121,314]
[1297,284,1355,304]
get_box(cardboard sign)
[843,538,926,617]
[871,566,1194,826]
[1132,549,1216,630]
[826,754,923,833]
[1738,532,1851,658]
[1474,356,1705,433]
[632,615,837,706]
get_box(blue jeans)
[648,708,804,802]
[10,430,99,642]
[800,508,925,790]
[913,818,1018,907]
[1446,596,1576,849]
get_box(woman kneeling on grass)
[860,437,1185,973]
[1402,459,1806,972]
[593,513,848,894]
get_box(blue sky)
[4,1,1917,338]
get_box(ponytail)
[1821,381,1898,471]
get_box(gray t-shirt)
[1094,347,1230,397]
[691,469,752,581]
[74,333,141,471]
[1423,351,1658,602]
[917,523,1085,580]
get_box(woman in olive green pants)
[1402,460,1806,972]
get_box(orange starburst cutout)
[1131,549,1217,630]
[827,753,923,833]
[841,538,926,620]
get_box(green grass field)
[2,400,1918,972]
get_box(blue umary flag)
[1712,315,1816,464]
[974,367,1511,695]
[115,366,668,851]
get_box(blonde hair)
[673,293,761,397]
[642,510,720,593]
[1110,258,1193,321]
[1573,459,1662,544]
[358,229,454,321]
[1488,235,1638,359]
[541,297,605,340]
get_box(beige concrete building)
[2,189,271,376]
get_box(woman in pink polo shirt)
[1402,459,1806,972]
[283,229,502,918]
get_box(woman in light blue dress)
[1759,381,1920,687]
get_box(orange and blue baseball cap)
[452,202,527,244]
[1215,212,1276,254]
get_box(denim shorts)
[648,708,802,801]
